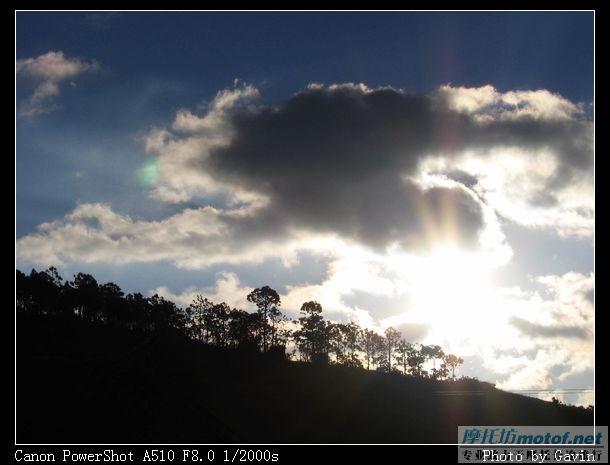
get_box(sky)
[16,11,594,405]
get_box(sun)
[410,244,497,347]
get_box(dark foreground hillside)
[17,314,592,443]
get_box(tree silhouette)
[187,297,232,345]
[326,322,362,367]
[16,267,468,386]
[431,362,450,380]
[228,309,262,349]
[342,322,362,368]
[68,273,101,321]
[100,282,125,326]
[372,331,387,370]
[268,304,289,348]
[423,345,446,379]
[247,286,281,352]
[327,322,345,364]
[384,327,401,372]
[189,295,215,342]
[359,328,378,370]
[293,301,327,363]
[395,339,411,375]
[444,354,464,379]
[16,270,29,313]
[18,268,64,316]
[407,343,427,377]
[149,294,184,330]
[327,322,361,366]
[17,262,593,445]
[124,292,150,331]
[210,302,231,347]
[430,345,445,369]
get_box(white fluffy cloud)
[16,202,311,269]
[438,84,585,121]
[487,272,593,391]
[421,85,593,238]
[418,147,593,238]
[142,85,264,205]
[153,271,252,310]
[16,51,98,116]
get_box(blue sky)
[16,11,594,403]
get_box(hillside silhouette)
[16,268,593,443]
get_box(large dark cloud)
[187,85,591,250]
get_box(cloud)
[153,271,251,310]
[509,316,590,339]
[144,82,592,244]
[17,83,590,309]
[200,84,494,250]
[16,202,309,269]
[487,272,594,391]
[437,84,585,121]
[16,51,98,116]
[392,322,431,343]
[152,263,392,328]
[15,200,416,324]
[17,82,591,290]
[431,86,592,238]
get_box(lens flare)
[138,158,159,187]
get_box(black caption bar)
[13,445,455,463]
